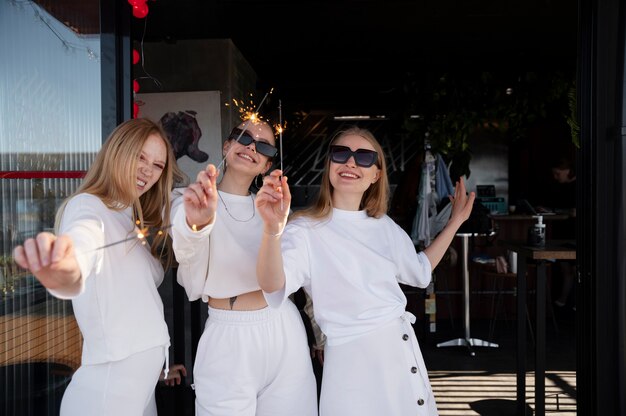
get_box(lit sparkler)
[278,99,284,210]
[84,224,173,253]
[10,224,174,283]
[218,90,273,171]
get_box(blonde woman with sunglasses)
[256,127,475,416]
[171,120,317,416]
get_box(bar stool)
[482,269,534,343]
[484,263,559,342]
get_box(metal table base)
[437,233,499,356]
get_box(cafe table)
[498,240,576,416]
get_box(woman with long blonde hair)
[256,126,475,416]
[13,118,213,415]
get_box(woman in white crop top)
[171,120,317,416]
[256,127,475,416]
[12,118,201,416]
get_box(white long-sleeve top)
[265,208,432,346]
[47,193,170,365]
[171,190,263,301]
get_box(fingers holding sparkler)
[15,232,53,271]
[255,169,291,237]
[13,232,82,293]
[183,164,219,231]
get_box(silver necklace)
[218,190,255,222]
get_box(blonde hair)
[57,118,184,268]
[291,126,389,222]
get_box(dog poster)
[136,91,223,182]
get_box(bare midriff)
[208,289,268,311]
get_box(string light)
[132,1,162,118]
[10,0,100,61]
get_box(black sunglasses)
[228,128,278,158]
[329,145,379,168]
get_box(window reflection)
[1,1,101,414]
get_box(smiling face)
[136,133,167,197]
[329,133,381,200]
[223,121,276,176]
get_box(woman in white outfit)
[171,120,317,416]
[13,118,204,416]
[256,127,475,416]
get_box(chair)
[481,269,534,343]
[483,263,559,343]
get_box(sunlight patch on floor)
[429,370,576,415]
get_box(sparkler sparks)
[226,96,264,124]
[218,90,273,171]
[7,224,174,292]
[86,224,173,252]
[278,99,284,210]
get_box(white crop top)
[172,190,264,301]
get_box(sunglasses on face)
[329,145,379,168]
[228,128,278,158]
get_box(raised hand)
[423,178,477,270]
[255,169,291,236]
[448,177,476,226]
[13,232,81,293]
[183,164,219,230]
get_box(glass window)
[0,1,101,414]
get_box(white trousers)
[60,346,164,416]
[194,300,318,416]
[320,312,438,416]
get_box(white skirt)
[320,312,438,416]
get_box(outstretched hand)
[183,164,219,230]
[255,169,291,236]
[448,177,475,226]
[12,232,81,292]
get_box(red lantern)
[133,79,140,93]
[128,0,146,6]
[132,49,140,65]
[132,3,149,19]
[133,102,140,119]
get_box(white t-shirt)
[265,208,432,346]
[49,193,170,365]
[172,190,264,301]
